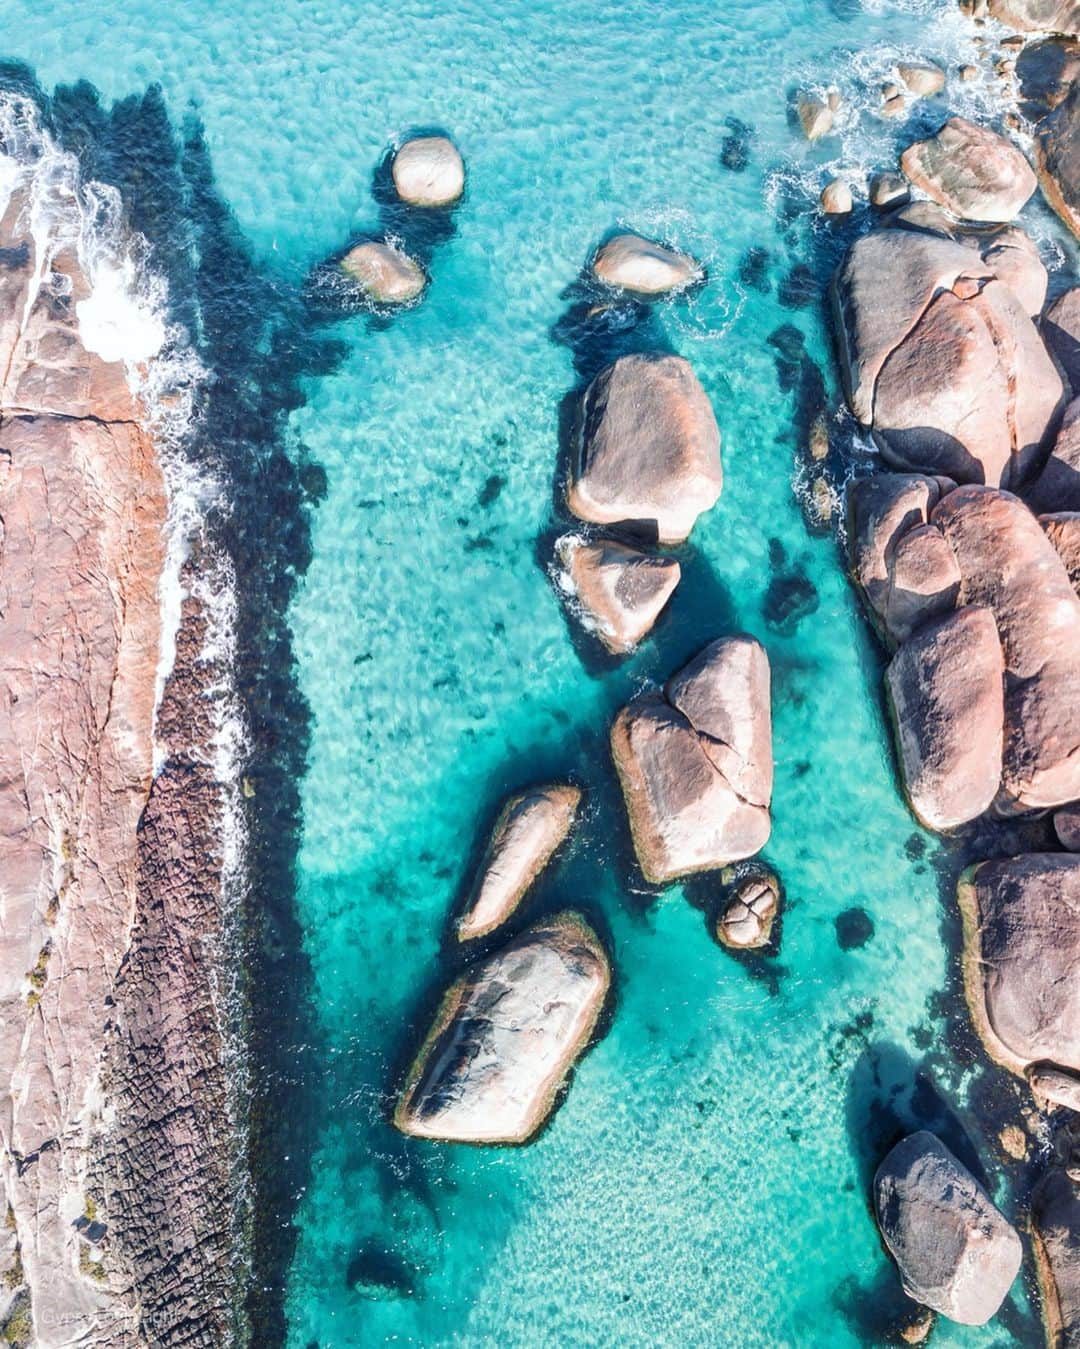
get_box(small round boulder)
[592,233,701,296]
[820,179,853,215]
[716,872,780,950]
[392,136,465,207]
[340,242,426,304]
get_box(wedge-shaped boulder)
[611,636,772,883]
[830,228,1063,485]
[884,524,962,645]
[901,118,1037,221]
[933,486,1080,811]
[555,534,680,654]
[1032,1169,1080,1349]
[592,233,701,296]
[566,354,722,544]
[1027,397,1080,513]
[958,854,1080,1075]
[457,785,581,942]
[394,911,609,1143]
[886,607,1004,831]
[874,1132,1022,1325]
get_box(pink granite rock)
[901,117,1037,221]
[555,534,680,653]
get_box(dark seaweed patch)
[835,907,874,951]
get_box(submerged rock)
[1032,1169,1080,1349]
[566,353,722,544]
[391,136,465,207]
[886,606,1005,831]
[394,911,610,1144]
[591,233,701,295]
[340,241,426,303]
[716,872,780,949]
[901,117,1036,221]
[958,854,1080,1076]
[874,1132,1022,1325]
[611,636,772,884]
[457,785,581,942]
[831,227,1064,487]
[555,534,680,654]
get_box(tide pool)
[0,0,1061,1342]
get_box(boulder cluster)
[393,226,780,1148]
[338,133,464,305]
[820,5,1080,1336]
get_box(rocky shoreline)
[804,3,1080,1338]
[0,130,241,1342]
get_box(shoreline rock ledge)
[395,911,610,1144]
[0,183,236,1341]
[611,635,773,884]
[874,1132,1022,1326]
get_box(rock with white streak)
[611,636,772,883]
[457,785,581,941]
[555,534,680,653]
[394,911,610,1143]
[874,1132,1022,1325]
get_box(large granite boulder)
[933,486,1080,812]
[900,118,1037,222]
[874,1132,1022,1325]
[391,135,465,207]
[555,534,680,654]
[958,854,1080,1076]
[1032,1169,1080,1348]
[591,233,701,295]
[847,473,956,645]
[1027,397,1080,511]
[340,241,426,303]
[457,785,581,942]
[611,636,772,883]
[886,607,1005,830]
[1038,77,1080,239]
[831,228,1064,487]
[394,912,610,1143]
[989,0,1080,33]
[566,354,722,544]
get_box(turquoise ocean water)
[3,0,1069,1343]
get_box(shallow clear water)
[3,0,1066,1343]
